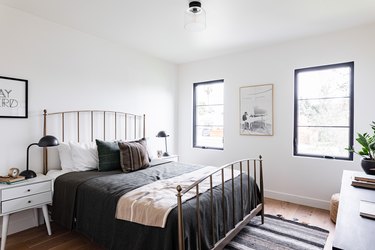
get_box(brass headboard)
[42,109,146,174]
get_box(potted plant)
[347,121,375,175]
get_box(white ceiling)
[2,0,375,64]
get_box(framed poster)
[0,76,28,118]
[240,84,273,136]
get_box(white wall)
[177,23,375,209]
[0,5,177,234]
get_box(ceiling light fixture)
[184,1,206,32]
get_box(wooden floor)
[4,198,335,250]
[264,198,335,250]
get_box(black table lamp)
[156,131,169,157]
[20,135,60,179]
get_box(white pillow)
[143,137,155,159]
[69,141,99,171]
[57,142,75,171]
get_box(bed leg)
[177,185,185,250]
[259,155,264,225]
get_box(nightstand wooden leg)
[1,214,9,250]
[34,208,39,226]
[41,205,51,235]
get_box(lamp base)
[19,170,37,179]
[163,152,170,157]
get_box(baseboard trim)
[265,189,330,210]
[0,210,38,236]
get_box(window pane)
[298,98,350,126]
[294,62,353,160]
[193,80,224,149]
[195,82,224,105]
[297,127,350,158]
[298,67,351,99]
[196,105,223,126]
[195,126,223,148]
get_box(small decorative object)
[156,131,169,157]
[0,168,24,184]
[8,168,20,178]
[330,193,340,223]
[20,135,59,179]
[346,121,375,175]
[157,150,163,158]
[240,84,273,136]
[0,76,28,118]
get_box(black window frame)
[193,79,224,150]
[293,61,354,160]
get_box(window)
[294,62,354,160]
[193,80,224,149]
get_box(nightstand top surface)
[0,174,51,190]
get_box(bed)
[42,109,264,250]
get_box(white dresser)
[0,175,52,250]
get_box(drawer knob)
[27,189,31,192]
[28,200,31,203]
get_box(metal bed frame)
[177,157,264,250]
[42,109,145,174]
[42,109,264,250]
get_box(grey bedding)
[52,161,261,250]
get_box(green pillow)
[95,139,121,171]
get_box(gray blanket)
[52,161,261,250]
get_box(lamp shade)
[37,135,59,147]
[156,131,169,138]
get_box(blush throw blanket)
[116,166,240,228]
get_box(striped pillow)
[118,138,150,172]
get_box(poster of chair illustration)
[240,84,273,136]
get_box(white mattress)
[46,169,71,190]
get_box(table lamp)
[156,131,169,157]
[20,135,59,179]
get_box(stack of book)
[0,175,25,184]
[352,176,375,189]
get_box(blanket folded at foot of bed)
[115,166,239,228]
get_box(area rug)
[225,214,329,250]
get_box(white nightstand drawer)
[2,181,51,201]
[1,191,52,214]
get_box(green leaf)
[345,147,354,152]
[371,121,375,131]
[356,133,370,148]
[359,150,369,156]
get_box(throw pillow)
[69,141,99,171]
[96,139,121,171]
[118,138,150,172]
[56,142,75,171]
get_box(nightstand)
[151,155,179,165]
[161,155,179,162]
[0,175,52,250]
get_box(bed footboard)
[176,156,264,250]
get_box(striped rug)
[225,214,329,250]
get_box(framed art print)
[240,84,273,136]
[0,76,28,118]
